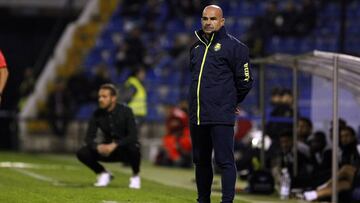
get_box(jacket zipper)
[194,32,215,125]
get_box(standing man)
[0,50,9,106]
[189,5,253,203]
[77,84,141,189]
[124,67,147,125]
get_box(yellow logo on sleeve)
[244,63,250,82]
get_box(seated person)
[303,126,360,201]
[76,84,141,188]
[296,117,313,157]
[290,131,332,192]
[266,89,294,151]
[155,106,192,168]
[303,164,359,202]
[271,130,310,189]
[307,131,332,188]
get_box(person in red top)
[162,122,192,166]
[0,50,9,105]
[155,106,192,168]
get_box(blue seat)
[147,90,160,104]
[160,87,179,105]
[166,19,186,33]
[75,103,97,120]
[116,68,131,84]
[238,2,264,17]
[146,106,163,122]
[105,20,124,33]
[83,48,103,70]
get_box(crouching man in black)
[77,83,141,188]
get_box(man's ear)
[112,96,117,103]
[221,18,225,26]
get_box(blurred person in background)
[269,87,282,107]
[124,67,147,125]
[19,67,35,98]
[284,131,332,193]
[120,0,145,17]
[266,88,294,154]
[169,0,209,18]
[274,0,299,36]
[140,0,165,33]
[76,84,141,188]
[232,108,254,178]
[244,0,279,57]
[272,89,294,118]
[115,26,145,73]
[90,64,112,101]
[307,131,332,188]
[296,0,317,36]
[67,68,92,106]
[303,126,360,201]
[47,79,73,137]
[338,126,360,167]
[155,104,192,168]
[188,5,253,203]
[0,50,9,106]
[296,117,313,157]
[18,67,35,110]
[271,130,310,189]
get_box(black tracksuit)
[189,26,253,203]
[76,103,141,175]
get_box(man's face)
[297,120,312,138]
[280,136,293,153]
[340,129,355,147]
[98,89,115,110]
[281,93,293,106]
[310,138,324,153]
[201,6,224,35]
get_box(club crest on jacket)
[214,43,221,51]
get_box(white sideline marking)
[13,168,81,187]
[2,162,78,187]
[0,162,43,169]
[0,162,78,170]
[14,168,62,186]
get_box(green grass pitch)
[0,152,304,203]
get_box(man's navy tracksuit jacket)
[189,26,253,126]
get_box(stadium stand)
[20,0,360,150]
[75,0,343,121]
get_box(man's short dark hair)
[131,66,145,77]
[299,117,313,129]
[271,87,282,96]
[100,83,118,97]
[311,131,326,143]
[280,88,292,96]
[279,130,292,139]
[342,126,356,137]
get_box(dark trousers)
[190,124,236,203]
[76,144,141,175]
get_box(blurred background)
[1,0,360,177]
[2,0,360,201]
